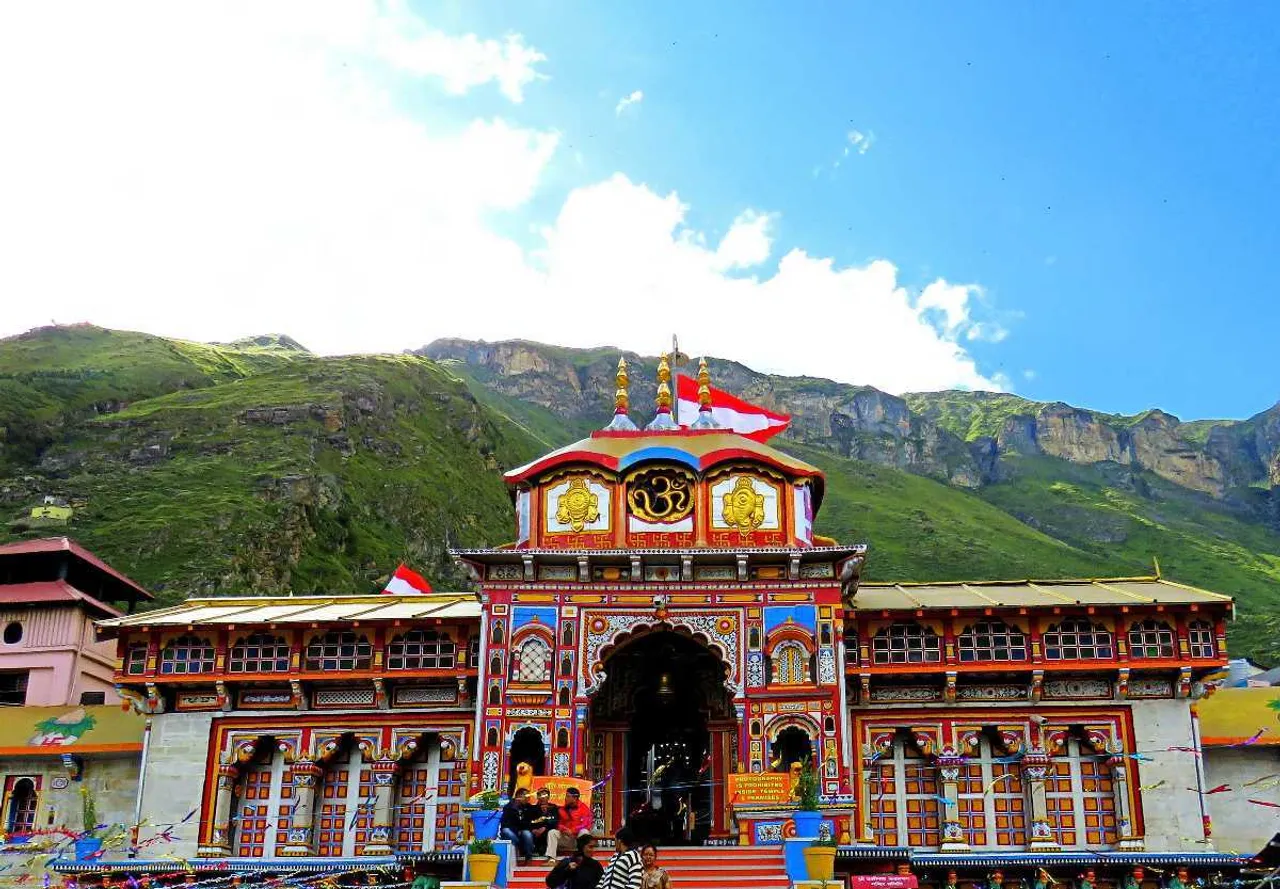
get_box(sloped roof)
[0,537,152,600]
[1197,687,1280,746]
[96,592,480,632]
[854,577,1233,611]
[504,429,825,508]
[0,705,146,756]
[0,580,122,619]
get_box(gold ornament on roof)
[697,357,712,411]
[656,353,672,413]
[721,476,766,532]
[555,477,600,532]
[614,357,630,415]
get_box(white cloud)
[0,2,1007,395]
[1023,369,1037,381]
[847,129,875,155]
[615,90,644,116]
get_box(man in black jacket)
[500,788,536,864]
[546,834,603,889]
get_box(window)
[1045,737,1117,848]
[2,622,22,645]
[0,672,29,705]
[79,691,106,705]
[561,623,574,647]
[160,635,215,675]
[124,643,148,676]
[560,654,573,677]
[956,734,1027,847]
[1128,619,1175,659]
[510,634,552,684]
[870,737,941,848]
[871,622,941,665]
[4,777,38,836]
[467,635,480,667]
[316,747,376,857]
[1188,620,1216,659]
[396,739,464,852]
[230,633,291,673]
[304,631,372,671]
[958,620,1027,662]
[770,641,811,684]
[387,630,456,670]
[1043,619,1113,660]
[233,747,294,858]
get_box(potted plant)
[466,790,502,841]
[791,758,822,839]
[467,837,501,885]
[74,788,103,862]
[803,835,839,882]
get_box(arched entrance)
[588,630,737,844]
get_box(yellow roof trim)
[959,584,1003,607]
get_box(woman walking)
[546,834,604,889]
[640,845,671,889]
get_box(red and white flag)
[382,563,433,595]
[675,375,790,442]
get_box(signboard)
[726,771,795,805]
[528,776,593,805]
[849,876,919,889]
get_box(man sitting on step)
[546,787,595,860]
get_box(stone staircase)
[509,846,791,889]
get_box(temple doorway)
[588,631,737,844]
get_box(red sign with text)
[849,877,919,889]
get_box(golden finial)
[656,353,672,413]
[697,357,712,411]
[604,355,638,431]
[615,357,630,415]
[645,352,678,430]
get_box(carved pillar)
[1108,755,1144,850]
[361,756,401,855]
[1021,749,1058,851]
[203,763,238,856]
[937,749,969,851]
[280,759,322,856]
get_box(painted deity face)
[641,847,657,868]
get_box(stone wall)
[1128,698,1205,851]
[132,711,214,860]
[1204,746,1280,855]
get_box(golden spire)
[697,357,712,411]
[604,355,639,431]
[645,352,678,430]
[615,357,630,415]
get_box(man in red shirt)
[545,787,594,860]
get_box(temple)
[64,356,1264,886]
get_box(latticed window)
[387,630,456,670]
[229,633,291,673]
[123,643,148,676]
[4,778,38,836]
[870,738,941,848]
[958,620,1028,662]
[1188,620,1216,658]
[956,735,1027,847]
[304,630,373,671]
[1045,737,1117,848]
[510,634,552,684]
[1043,619,1113,660]
[1128,619,1175,658]
[871,622,941,665]
[770,641,811,684]
[159,634,215,675]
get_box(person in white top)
[598,826,643,889]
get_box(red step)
[509,847,789,889]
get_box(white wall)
[1204,747,1280,856]
[133,711,215,859]
[1128,698,1207,851]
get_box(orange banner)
[529,775,593,805]
[727,771,795,805]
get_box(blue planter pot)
[470,809,501,841]
[74,837,103,861]
[792,810,822,839]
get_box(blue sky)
[1,2,1276,420]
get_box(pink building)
[0,537,152,707]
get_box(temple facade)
[81,359,1258,884]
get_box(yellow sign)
[529,775,593,805]
[727,772,795,805]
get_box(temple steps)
[509,846,791,889]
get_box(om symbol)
[627,469,693,523]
